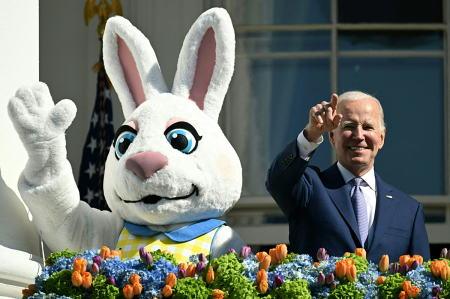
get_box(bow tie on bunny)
[8,8,246,262]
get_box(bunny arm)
[9,83,123,253]
[210,226,246,259]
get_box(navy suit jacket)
[266,139,430,263]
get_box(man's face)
[329,98,386,177]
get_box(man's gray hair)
[338,91,385,129]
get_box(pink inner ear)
[117,36,146,108]
[188,28,216,111]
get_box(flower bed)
[22,246,450,299]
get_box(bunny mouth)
[119,184,199,205]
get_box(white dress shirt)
[296,130,377,246]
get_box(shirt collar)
[337,162,376,191]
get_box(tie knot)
[353,177,363,187]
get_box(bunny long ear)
[172,8,235,122]
[103,16,169,119]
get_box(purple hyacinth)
[239,246,251,259]
[198,253,207,263]
[390,262,399,274]
[92,255,102,267]
[317,248,326,261]
[106,276,115,286]
[178,268,186,279]
[196,261,206,274]
[317,273,325,285]
[410,260,419,271]
[400,264,409,276]
[274,275,283,287]
[326,273,334,285]
[432,286,442,296]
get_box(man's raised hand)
[304,94,342,142]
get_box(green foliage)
[148,249,178,268]
[44,269,83,299]
[91,275,120,299]
[438,278,450,299]
[268,279,312,299]
[344,253,369,274]
[45,248,78,265]
[329,281,363,299]
[172,277,210,299]
[209,253,259,299]
[284,252,301,264]
[377,273,405,299]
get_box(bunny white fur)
[8,8,245,259]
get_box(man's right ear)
[328,131,336,147]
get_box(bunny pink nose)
[126,152,168,180]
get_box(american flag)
[78,46,114,211]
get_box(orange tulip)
[259,255,271,271]
[162,285,172,298]
[430,261,442,277]
[256,252,268,263]
[166,273,177,288]
[130,274,140,285]
[412,255,423,265]
[257,280,269,294]
[398,291,408,299]
[355,248,366,259]
[269,249,280,265]
[133,283,143,295]
[402,281,412,292]
[186,264,196,277]
[71,271,82,287]
[179,263,187,270]
[346,264,357,281]
[22,288,34,297]
[123,285,134,299]
[81,272,92,289]
[379,255,389,272]
[28,284,36,292]
[257,269,267,284]
[377,276,386,285]
[441,264,450,280]
[344,252,351,256]
[399,255,410,267]
[276,244,287,261]
[110,250,122,259]
[335,260,347,278]
[212,289,225,299]
[100,246,111,259]
[162,250,171,254]
[314,262,320,267]
[206,268,215,284]
[73,257,87,275]
[345,258,355,266]
[407,286,420,298]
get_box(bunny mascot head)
[102,8,241,226]
[8,8,245,263]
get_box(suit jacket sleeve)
[409,202,431,261]
[266,138,316,219]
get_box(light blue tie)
[351,178,368,247]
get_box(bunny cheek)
[217,153,235,182]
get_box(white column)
[0,1,43,297]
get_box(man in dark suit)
[266,91,430,263]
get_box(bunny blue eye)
[164,121,202,154]
[113,125,138,160]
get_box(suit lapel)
[367,173,394,252]
[322,163,361,246]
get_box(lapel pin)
[386,195,392,199]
